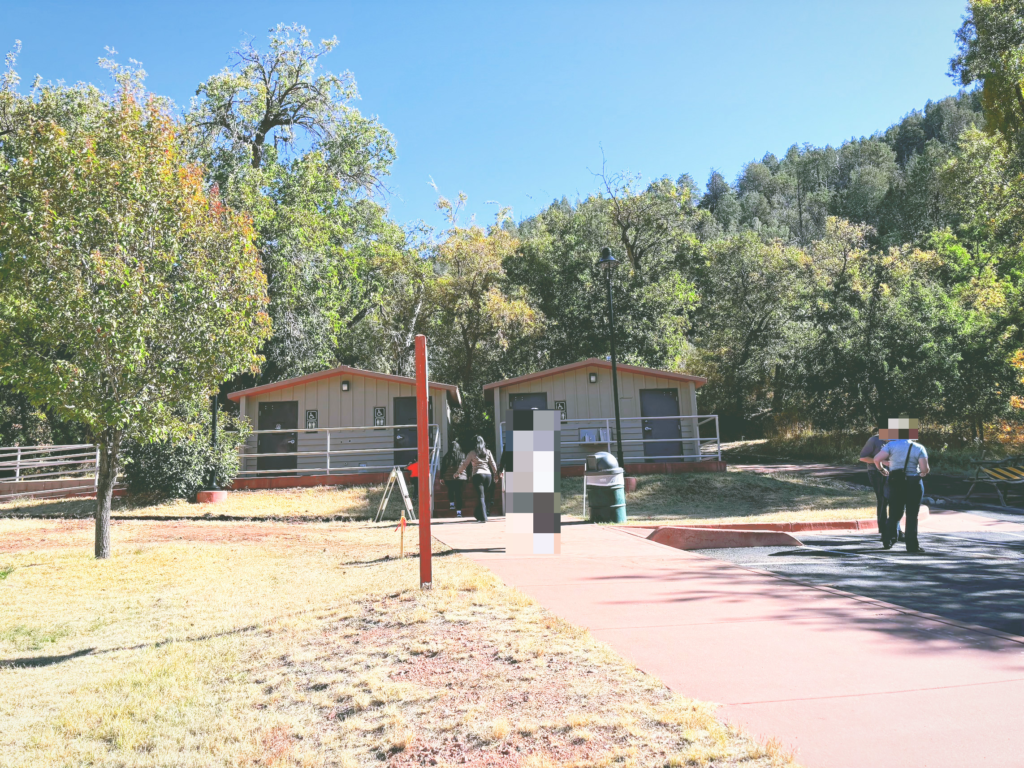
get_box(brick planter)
[196,490,228,504]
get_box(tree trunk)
[94,436,119,559]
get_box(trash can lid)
[586,451,619,471]
[584,467,624,476]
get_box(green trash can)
[588,484,627,523]
[585,454,626,523]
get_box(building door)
[257,401,298,473]
[509,393,548,410]
[506,393,549,454]
[393,396,433,466]
[639,389,682,462]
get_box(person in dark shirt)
[455,436,499,522]
[440,440,466,516]
[859,431,903,543]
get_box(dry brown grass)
[0,516,798,768]
[3,467,874,530]
[561,469,875,526]
[0,483,397,522]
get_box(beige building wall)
[493,363,701,466]
[238,373,450,473]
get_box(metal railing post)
[326,430,331,475]
[94,446,100,491]
[14,447,20,481]
[716,416,721,461]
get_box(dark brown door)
[639,389,682,462]
[509,393,548,410]
[393,396,433,466]
[257,401,298,473]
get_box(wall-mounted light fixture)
[341,380,350,392]
[589,372,598,384]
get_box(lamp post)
[598,247,625,468]
[207,393,220,491]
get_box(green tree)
[507,191,696,373]
[952,0,1024,153]
[685,232,809,436]
[798,220,1022,436]
[425,197,542,440]
[0,68,270,557]
[189,23,394,185]
[188,25,404,383]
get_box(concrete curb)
[647,526,803,550]
[619,506,931,534]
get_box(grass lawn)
[1,467,876,529]
[0,484,389,522]
[560,469,876,525]
[0,516,795,768]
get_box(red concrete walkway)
[431,518,1024,768]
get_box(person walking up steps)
[440,439,466,517]
[873,419,930,553]
[456,435,499,522]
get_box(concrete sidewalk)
[431,518,1024,768]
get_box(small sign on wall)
[305,410,318,430]
[373,406,387,427]
[554,400,567,421]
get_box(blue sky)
[3,1,969,230]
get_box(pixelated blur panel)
[879,417,920,441]
[506,409,561,555]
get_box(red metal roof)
[483,358,707,391]
[227,365,462,407]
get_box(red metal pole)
[415,334,432,588]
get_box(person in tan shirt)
[456,435,499,522]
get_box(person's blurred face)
[879,418,919,441]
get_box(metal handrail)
[498,413,721,463]
[0,443,104,501]
[429,427,441,489]
[237,423,442,478]
[243,423,439,435]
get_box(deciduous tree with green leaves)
[426,195,542,439]
[0,67,271,558]
[187,25,403,383]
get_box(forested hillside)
[4,2,1024,451]
[505,87,1014,441]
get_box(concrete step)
[431,480,502,516]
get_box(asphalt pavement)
[695,529,1024,636]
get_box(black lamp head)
[597,247,619,271]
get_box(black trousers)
[472,472,493,521]
[888,477,924,549]
[444,478,465,510]
[868,471,902,539]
